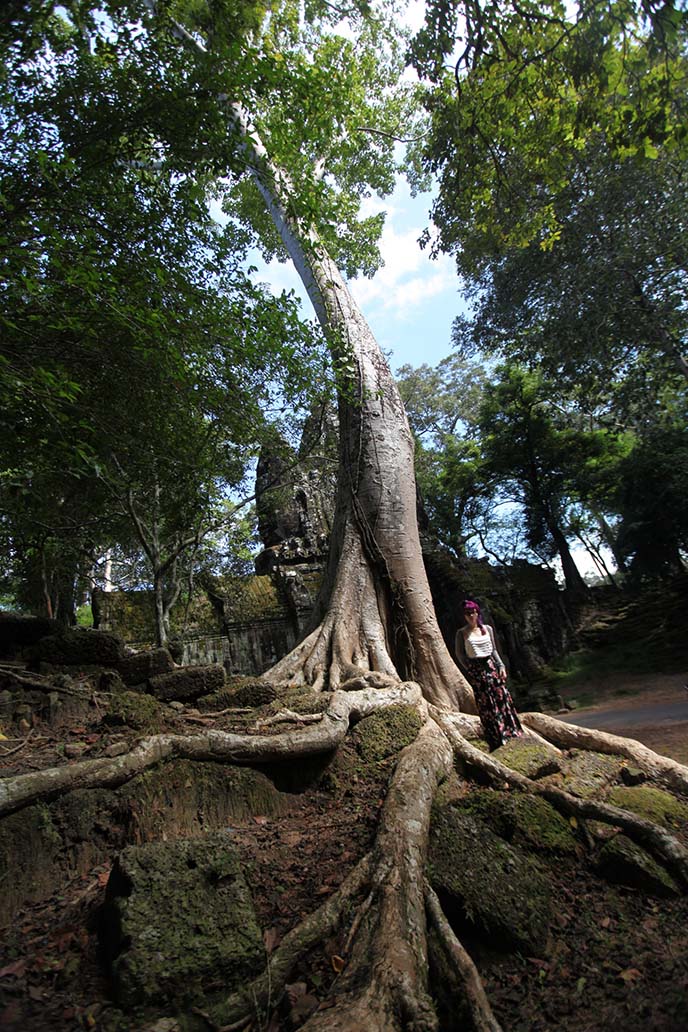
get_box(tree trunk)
[261,246,474,710]
[231,113,473,710]
[549,521,589,598]
[153,570,168,647]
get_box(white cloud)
[351,222,456,318]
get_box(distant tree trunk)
[153,571,169,646]
[549,522,589,599]
[152,564,182,647]
[593,511,626,574]
[573,529,618,588]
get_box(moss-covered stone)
[596,834,680,897]
[195,688,236,711]
[0,762,287,925]
[0,613,60,658]
[105,690,164,730]
[352,704,422,763]
[0,789,122,925]
[117,648,175,687]
[148,664,225,702]
[548,750,625,798]
[223,677,279,708]
[52,788,116,843]
[0,803,63,924]
[121,761,286,840]
[28,628,125,668]
[428,804,551,955]
[434,770,465,809]
[492,739,561,779]
[101,833,264,1008]
[460,789,579,855]
[264,689,332,716]
[605,785,688,828]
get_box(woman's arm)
[486,625,507,677]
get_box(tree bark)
[226,111,474,711]
[549,520,589,598]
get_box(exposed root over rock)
[208,854,375,1031]
[298,717,453,1031]
[0,682,423,817]
[424,881,503,1032]
[521,711,688,795]
[435,712,688,886]
[3,673,687,1032]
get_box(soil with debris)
[1,667,687,1031]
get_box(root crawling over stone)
[3,674,687,1032]
[434,711,688,886]
[209,854,375,1031]
[298,717,453,1031]
[424,881,503,1032]
[0,683,424,817]
[254,709,324,730]
[521,711,688,795]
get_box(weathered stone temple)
[99,501,570,698]
[98,405,572,693]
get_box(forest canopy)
[1,5,688,1032]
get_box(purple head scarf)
[463,599,487,635]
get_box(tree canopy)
[0,0,329,628]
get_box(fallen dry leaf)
[619,968,642,984]
[331,955,346,973]
[0,957,28,979]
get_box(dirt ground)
[555,673,688,765]
[1,675,687,1031]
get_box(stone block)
[101,833,264,1007]
[147,664,225,702]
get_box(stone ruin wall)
[98,408,573,698]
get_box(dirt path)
[555,673,688,765]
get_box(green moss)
[105,690,164,730]
[264,689,332,716]
[492,739,561,779]
[596,834,680,897]
[428,804,551,955]
[221,677,278,708]
[352,704,422,763]
[460,789,579,855]
[35,801,62,847]
[434,770,465,808]
[550,750,625,798]
[605,785,688,828]
[103,833,264,1008]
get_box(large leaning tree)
[2,2,688,1030]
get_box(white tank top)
[465,628,493,659]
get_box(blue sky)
[252,177,467,377]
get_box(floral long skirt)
[464,657,523,750]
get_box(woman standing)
[455,600,523,750]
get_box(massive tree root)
[435,711,688,885]
[2,677,688,1032]
[521,711,688,795]
[0,682,422,817]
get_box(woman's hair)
[463,599,486,635]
